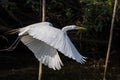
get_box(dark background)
[0,0,120,80]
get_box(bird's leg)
[0,36,21,51]
[7,36,21,51]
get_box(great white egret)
[3,22,87,70]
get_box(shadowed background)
[0,0,120,80]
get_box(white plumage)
[18,22,86,70]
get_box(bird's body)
[16,22,86,70]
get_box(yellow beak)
[75,26,87,30]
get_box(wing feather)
[21,35,63,70]
[26,24,86,64]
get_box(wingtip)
[79,56,87,64]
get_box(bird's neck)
[62,26,72,32]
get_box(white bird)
[10,22,87,70]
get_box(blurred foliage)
[80,0,113,32]
[0,0,120,54]
[0,0,120,30]
[0,0,120,80]
[0,0,120,51]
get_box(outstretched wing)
[21,35,63,70]
[27,24,86,64]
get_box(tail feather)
[4,29,19,35]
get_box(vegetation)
[0,0,120,80]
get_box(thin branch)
[103,0,118,80]
[38,0,46,80]
[41,0,45,22]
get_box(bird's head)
[62,25,86,32]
